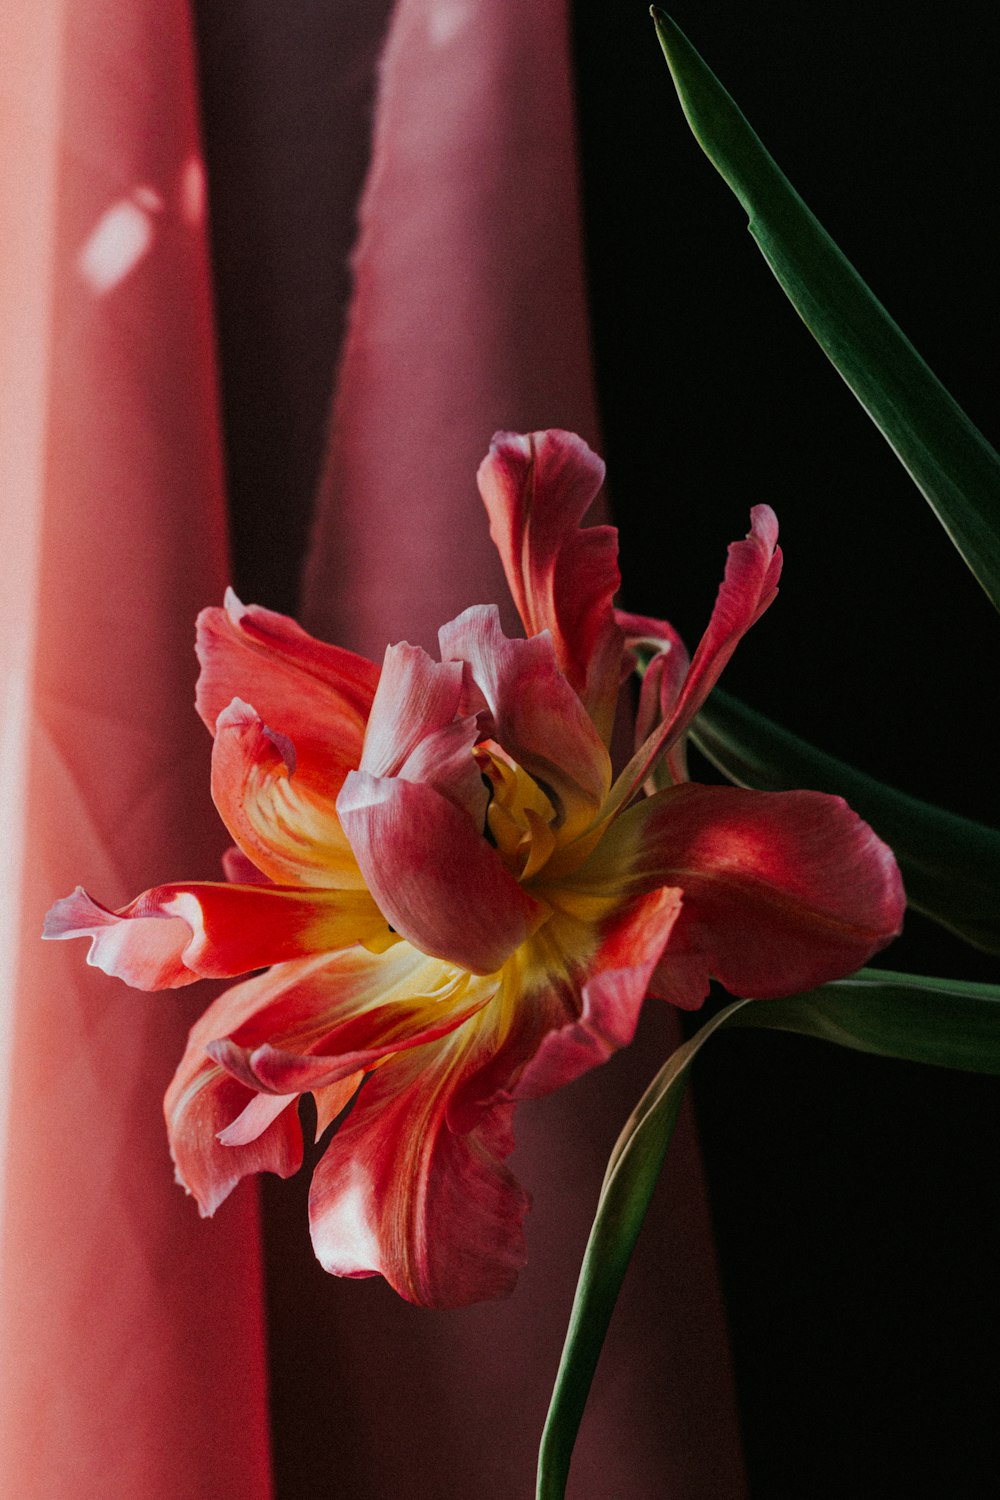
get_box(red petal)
[612,507,781,805]
[211,698,365,888]
[168,947,466,1211]
[337,769,543,974]
[514,886,682,1097]
[446,886,681,1132]
[196,590,378,801]
[308,1033,529,1307]
[478,429,623,738]
[210,953,495,1095]
[42,881,391,989]
[439,604,611,841]
[601,782,904,1006]
[616,608,691,786]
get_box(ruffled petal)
[168,946,477,1212]
[439,604,611,841]
[42,881,392,989]
[209,950,496,1096]
[165,963,318,1213]
[360,642,487,824]
[308,1029,529,1307]
[616,608,691,786]
[514,886,682,1098]
[211,698,365,888]
[611,507,781,806]
[196,590,378,801]
[478,429,623,738]
[337,769,544,974]
[446,885,681,1131]
[590,781,905,1007]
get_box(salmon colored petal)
[182,944,478,1057]
[337,769,543,974]
[361,642,487,824]
[308,1034,529,1307]
[439,604,611,840]
[166,950,435,1211]
[196,589,378,801]
[211,698,365,888]
[478,429,623,739]
[600,782,905,1006]
[42,881,391,989]
[211,965,495,1095]
[165,1046,303,1217]
[612,507,782,806]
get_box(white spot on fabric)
[427,0,471,48]
[77,187,164,294]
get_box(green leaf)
[651,9,1000,612]
[732,966,1000,1072]
[536,1001,749,1500]
[691,688,1000,956]
[536,968,1000,1496]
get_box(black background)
[574,3,1000,1495]
[196,2,1000,1494]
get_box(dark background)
[574,3,1000,1495]
[195,2,1000,1494]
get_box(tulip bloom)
[45,430,903,1306]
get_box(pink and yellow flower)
[44,431,903,1307]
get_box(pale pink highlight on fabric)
[0,2,271,1494]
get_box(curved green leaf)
[536,968,1000,1497]
[691,688,1000,955]
[732,966,1000,1072]
[536,1001,750,1500]
[651,8,1000,612]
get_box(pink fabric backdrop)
[0,3,270,1495]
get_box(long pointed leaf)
[732,966,1000,1071]
[651,9,1000,611]
[536,1001,750,1500]
[536,968,1000,1497]
[691,688,1000,955]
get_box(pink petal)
[361,641,487,824]
[308,1033,529,1307]
[42,881,392,989]
[478,429,623,739]
[612,507,782,805]
[196,590,378,801]
[216,1089,299,1147]
[211,698,365,888]
[602,782,905,1006]
[221,845,272,884]
[360,641,462,776]
[439,604,611,842]
[337,769,543,974]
